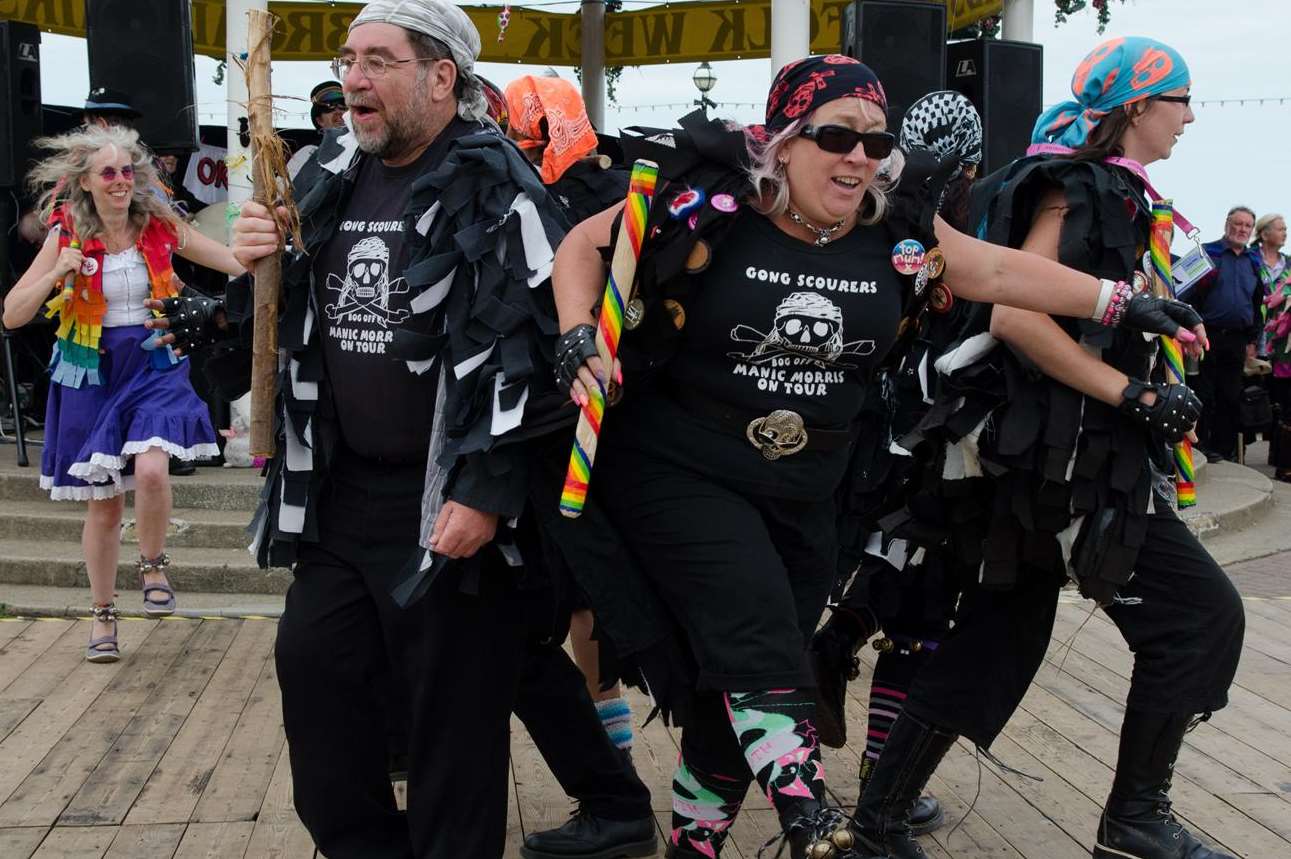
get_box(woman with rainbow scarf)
[3,125,243,662]
[849,37,1243,859]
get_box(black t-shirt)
[312,121,477,462]
[617,211,904,499]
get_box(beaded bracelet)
[1098,280,1133,327]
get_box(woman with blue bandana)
[848,37,1242,859]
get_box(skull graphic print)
[325,235,411,327]
[728,292,875,368]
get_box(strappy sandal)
[86,603,120,663]
[138,552,177,616]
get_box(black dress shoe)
[520,808,656,859]
[168,457,197,476]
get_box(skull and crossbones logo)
[729,292,874,368]
[324,236,410,327]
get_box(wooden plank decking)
[1,585,1288,858]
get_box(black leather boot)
[858,755,945,838]
[809,606,876,748]
[781,801,870,859]
[520,806,656,859]
[1094,710,1236,859]
[852,713,957,859]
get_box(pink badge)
[688,213,699,230]
[711,193,738,214]
[891,239,925,275]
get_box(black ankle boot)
[858,758,946,838]
[779,801,869,859]
[809,607,876,748]
[1094,710,1236,859]
[852,713,957,859]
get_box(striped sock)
[595,697,633,751]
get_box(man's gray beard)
[352,97,429,159]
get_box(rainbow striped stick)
[559,159,658,518]
[1149,200,1196,508]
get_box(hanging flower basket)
[1054,0,1123,33]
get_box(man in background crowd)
[1188,205,1264,461]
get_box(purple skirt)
[40,325,220,501]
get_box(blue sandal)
[86,603,120,663]
[138,552,176,616]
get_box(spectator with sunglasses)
[2,124,243,663]
[550,55,1205,859]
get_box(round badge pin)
[685,240,712,274]
[81,258,99,276]
[687,213,699,231]
[623,297,646,330]
[922,246,946,279]
[668,188,707,220]
[891,239,925,275]
[711,193,738,214]
[663,299,686,330]
[929,284,954,313]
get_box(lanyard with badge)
[1104,156,1214,293]
[1027,145,1215,292]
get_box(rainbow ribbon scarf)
[559,161,658,517]
[1149,200,1196,508]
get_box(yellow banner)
[1,0,1002,66]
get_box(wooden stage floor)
[2,587,1289,858]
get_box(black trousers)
[1197,327,1250,458]
[275,449,650,859]
[903,509,1245,747]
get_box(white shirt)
[101,247,153,327]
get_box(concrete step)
[1180,458,1275,541]
[0,583,284,618]
[0,500,253,549]
[0,460,264,511]
[0,539,290,595]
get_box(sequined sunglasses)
[98,165,135,181]
[799,125,896,159]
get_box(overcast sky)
[34,0,1290,240]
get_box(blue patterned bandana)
[1032,36,1191,149]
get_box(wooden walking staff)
[1149,200,1197,508]
[559,159,659,518]
[244,9,300,456]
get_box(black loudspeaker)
[86,0,199,152]
[947,39,1044,174]
[0,22,42,187]
[842,0,947,130]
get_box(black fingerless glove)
[1120,379,1202,444]
[554,324,599,394]
[1119,291,1204,338]
[158,295,226,353]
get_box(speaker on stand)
[86,0,199,153]
[946,39,1044,175]
[0,21,43,466]
[842,0,947,132]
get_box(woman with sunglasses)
[846,38,1242,859]
[3,125,243,662]
[549,55,1204,859]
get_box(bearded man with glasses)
[151,1,654,857]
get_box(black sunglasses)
[1154,94,1191,106]
[798,125,895,159]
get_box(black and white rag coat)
[239,123,574,589]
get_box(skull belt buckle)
[746,410,809,461]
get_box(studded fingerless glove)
[554,324,600,394]
[157,295,226,353]
[1119,380,1202,444]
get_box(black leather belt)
[673,387,853,461]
